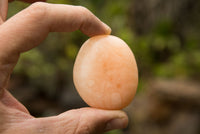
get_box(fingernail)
[105,117,128,131]
[102,22,112,35]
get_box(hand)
[0,0,128,134]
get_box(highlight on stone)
[73,35,138,110]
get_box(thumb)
[36,108,128,134]
[57,108,128,134]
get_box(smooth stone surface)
[73,35,138,110]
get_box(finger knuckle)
[76,6,96,34]
[75,123,91,134]
[77,6,89,13]
[73,112,92,134]
[26,2,47,19]
[76,6,92,17]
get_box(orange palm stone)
[73,35,138,110]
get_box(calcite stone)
[73,35,138,110]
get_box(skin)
[0,0,128,134]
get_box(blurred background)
[8,0,200,134]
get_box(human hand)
[0,0,128,134]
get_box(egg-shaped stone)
[73,35,138,110]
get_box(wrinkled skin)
[0,0,128,134]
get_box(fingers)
[32,108,128,134]
[0,0,8,23]
[0,2,111,89]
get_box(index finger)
[0,2,111,54]
[0,2,111,89]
